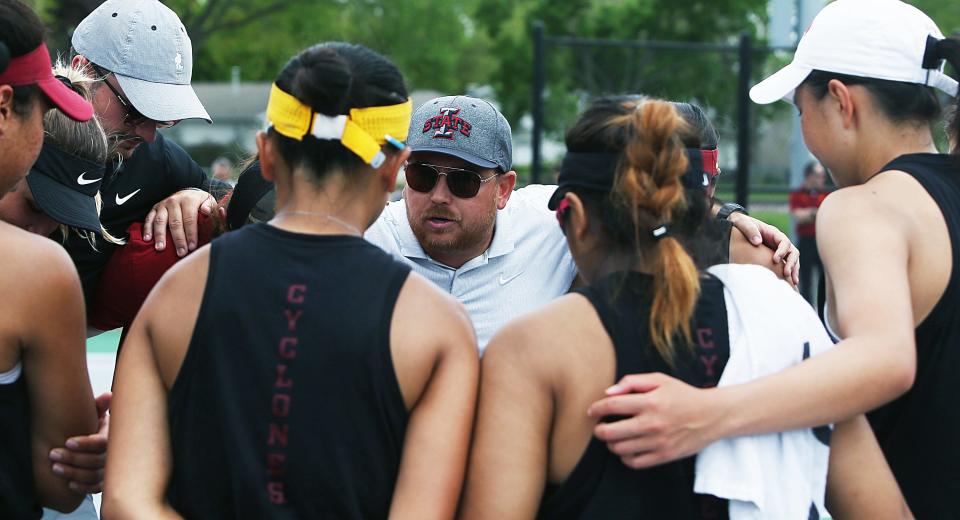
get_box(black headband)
[30,141,105,197]
[682,148,709,189]
[559,152,621,183]
[0,42,8,75]
[557,150,708,192]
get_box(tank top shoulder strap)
[881,153,960,288]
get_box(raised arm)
[727,226,787,281]
[387,276,479,520]
[21,245,98,512]
[460,321,555,520]
[588,190,915,468]
[714,204,800,285]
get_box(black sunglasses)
[92,65,177,129]
[405,162,498,199]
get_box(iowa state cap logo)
[422,107,472,140]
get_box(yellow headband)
[265,83,412,167]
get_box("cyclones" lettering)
[265,283,307,504]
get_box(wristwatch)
[716,202,748,220]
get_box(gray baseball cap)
[407,95,512,172]
[72,0,211,123]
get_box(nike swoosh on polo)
[115,189,141,205]
[77,172,103,186]
[499,270,524,285]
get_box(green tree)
[184,0,495,93]
[474,0,769,133]
[28,0,495,95]
[912,0,960,35]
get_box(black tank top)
[538,272,730,519]
[868,153,960,518]
[166,223,411,519]
[0,371,38,519]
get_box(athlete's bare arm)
[727,226,786,281]
[461,294,608,519]
[101,246,209,520]
[0,224,98,512]
[826,415,910,519]
[726,210,800,285]
[388,273,478,520]
[459,316,554,519]
[588,183,922,469]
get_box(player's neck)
[854,125,938,182]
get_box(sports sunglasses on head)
[404,162,498,199]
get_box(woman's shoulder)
[0,221,76,286]
[483,293,604,377]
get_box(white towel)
[694,264,834,520]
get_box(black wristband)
[717,202,748,220]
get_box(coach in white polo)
[365,96,575,352]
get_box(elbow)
[889,360,915,397]
[100,493,135,520]
[884,343,916,400]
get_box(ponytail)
[617,100,700,364]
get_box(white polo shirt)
[364,185,577,352]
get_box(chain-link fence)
[530,23,798,207]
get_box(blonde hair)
[46,59,123,247]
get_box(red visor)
[0,44,93,122]
[701,149,720,178]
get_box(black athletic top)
[226,162,274,231]
[165,223,411,518]
[538,272,730,519]
[0,371,39,519]
[867,153,960,518]
[63,133,231,310]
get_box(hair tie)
[651,224,670,241]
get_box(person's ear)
[566,192,589,242]
[0,85,14,131]
[71,55,91,75]
[827,79,855,129]
[377,146,410,193]
[256,131,276,182]
[496,170,517,209]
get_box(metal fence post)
[735,32,753,208]
[532,21,545,184]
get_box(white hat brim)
[750,63,813,105]
[115,73,212,123]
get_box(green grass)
[750,210,791,235]
[715,191,789,204]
